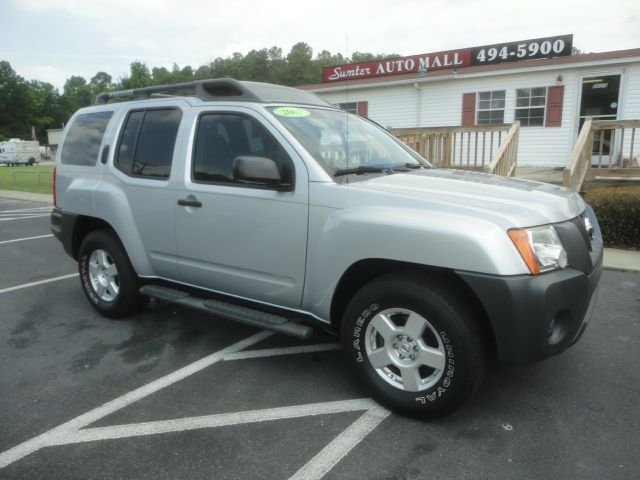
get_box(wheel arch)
[70,215,121,261]
[330,259,496,353]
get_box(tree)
[0,61,33,140]
[350,51,398,63]
[59,75,93,120]
[29,80,62,141]
[285,42,315,85]
[89,72,113,94]
[120,61,152,89]
[151,66,172,85]
[0,43,397,142]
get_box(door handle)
[177,196,202,208]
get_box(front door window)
[578,75,621,155]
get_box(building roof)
[299,48,640,91]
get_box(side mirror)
[232,156,292,191]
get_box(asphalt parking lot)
[1,198,639,480]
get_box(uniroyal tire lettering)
[415,329,456,404]
[80,254,99,305]
[353,303,378,362]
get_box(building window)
[337,101,368,117]
[476,91,505,124]
[515,87,546,126]
[338,102,358,114]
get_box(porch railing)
[564,119,640,191]
[390,122,519,176]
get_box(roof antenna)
[345,35,350,183]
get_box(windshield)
[267,106,429,179]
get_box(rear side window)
[60,111,113,166]
[116,108,182,179]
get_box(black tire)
[28,158,35,166]
[341,271,488,419]
[78,229,142,319]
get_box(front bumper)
[457,257,602,364]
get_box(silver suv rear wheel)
[78,229,142,319]
[88,249,120,302]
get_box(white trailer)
[0,139,40,166]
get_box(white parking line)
[0,214,51,222]
[0,330,272,468]
[0,206,51,213]
[0,320,385,478]
[0,273,78,294]
[49,399,378,445]
[289,407,391,480]
[224,342,341,360]
[0,234,54,245]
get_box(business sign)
[322,34,573,83]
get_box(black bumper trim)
[457,259,602,364]
[50,208,78,259]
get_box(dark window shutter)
[357,101,368,118]
[462,93,476,126]
[545,85,564,127]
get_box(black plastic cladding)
[94,78,332,107]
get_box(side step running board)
[139,285,313,340]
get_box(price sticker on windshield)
[273,107,310,118]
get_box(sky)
[1,0,639,91]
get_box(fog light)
[547,310,571,345]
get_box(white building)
[301,38,640,168]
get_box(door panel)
[175,109,308,308]
[578,74,621,166]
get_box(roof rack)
[94,78,332,107]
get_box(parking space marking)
[0,206,51,221]
[289,407,391,480]
[0,214,51,222]
[223,342,341,361]
[48,399,379,445]
[0,273,79,294]
[0,325,388,479]
[0,206,51,212]
[0,234,54,245]
[0,330,272,468]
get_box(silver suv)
[51,79,602,418]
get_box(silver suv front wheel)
[341,271,488,419]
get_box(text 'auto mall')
[300,35,640,167]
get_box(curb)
[0,190,53,204]
[603,248,640,273]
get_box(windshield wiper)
[390,163,428,170]
[333,166,393,177]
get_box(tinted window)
[193,113,293,186]
[61,111,113,166]
[115,109,182,179]
[115,111,144,174]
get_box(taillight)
[53,167,57,207]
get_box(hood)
[349,168,586,227]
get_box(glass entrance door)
[578,75,621,162]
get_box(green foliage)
[0,42,394,143]
[0,61,34,140]
[0,165,55,194]
[583,186,640,250]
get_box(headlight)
[508,225,568,275]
